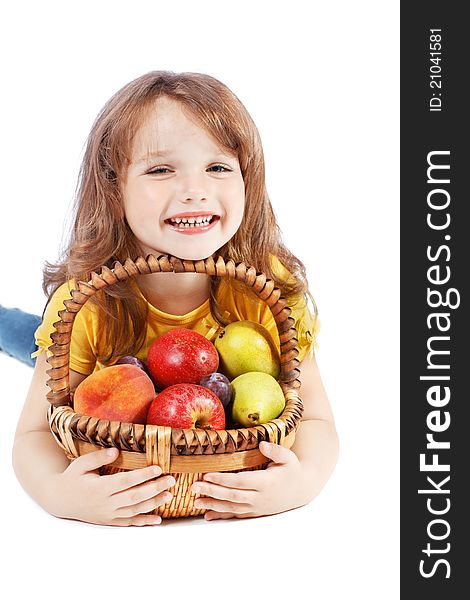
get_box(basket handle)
[45,254,301,408]
[146,425,172,472]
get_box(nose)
[179,171,209,204]
[181,193,207,204]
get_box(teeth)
[168,215,214,227]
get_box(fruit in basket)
[73,364,156,424]
[116,355,147,372]
[146,383,225,429]
[199,372,232,407]
[147,328,219,389]
[231,372,285,426]
[215,321,280,380]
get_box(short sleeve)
[31,280,97,375]
[287,292,320,362]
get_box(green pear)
[215,320,280,380]
[231,372,285,426]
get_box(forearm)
[12,430,71,514]
[290,418,339,503]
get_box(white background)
[0,1,399,598]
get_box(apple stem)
[195,422,212,430]
[248,413,259,423]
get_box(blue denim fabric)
[0,305,41,368]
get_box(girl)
[9,70,339,526]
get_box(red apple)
[147,328,219,389]
[146,383,226,430]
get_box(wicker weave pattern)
[45,254,303,517]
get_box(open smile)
[164,214,221,235]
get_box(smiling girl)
[9,70,339,526]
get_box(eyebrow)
[135,150,236,164]
[135,150,172,164]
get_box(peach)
[73,364,157,424]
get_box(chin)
[175,249,218,261]
[140,225,235,262]
[169,239,227,262]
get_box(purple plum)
[116,355,147,372]
[199,372,232,407]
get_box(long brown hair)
[43,70,317,363]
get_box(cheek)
[123,182,161,220]
[223,180,245,224]
[121,182,138,217]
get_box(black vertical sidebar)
[401,3,468,597]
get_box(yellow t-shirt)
[32,259,320,375]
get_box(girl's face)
[122,96,245,261]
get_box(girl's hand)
[50,447,175,526]
[191,442,308,520]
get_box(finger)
[205,511,256,521]
[194,497,252,514]
[111,513,163,526]
[258,441,297,465]
[112,476,175,509]
[104,465,164,494]
[115,491,173,518]
[204,511,236,520]
[192,481,257,504]
[202,471,262,489]
[69,447,120,475]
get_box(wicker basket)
[45,253,303,518]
